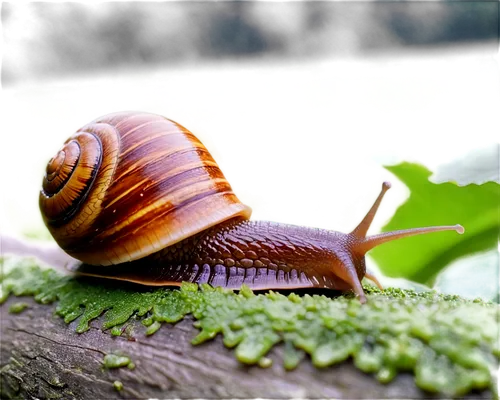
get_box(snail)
[39,111,464,303]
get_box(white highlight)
[17,64,499,221]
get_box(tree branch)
[0,236,492,399]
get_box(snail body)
[40,112,463,302]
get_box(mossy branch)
[1,249,498,399]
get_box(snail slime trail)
[40,112,464,303]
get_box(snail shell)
[40,112,251,266]
[40,111,464,303]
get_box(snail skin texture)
[39,111,464,303]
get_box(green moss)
[1,256,499,397]
[48,376,65,388]
[258,356,273,368]
[103,354,132,369]
[113,380,123,391]
[8,302,29,314]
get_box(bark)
[0,236,492,399]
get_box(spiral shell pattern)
[40,112,251,266]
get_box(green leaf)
[369,162,499,285]
[437,251,500,299]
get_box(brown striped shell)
[39,111,252,266]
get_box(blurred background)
[2,2,498,84]
[201,0,500,58]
